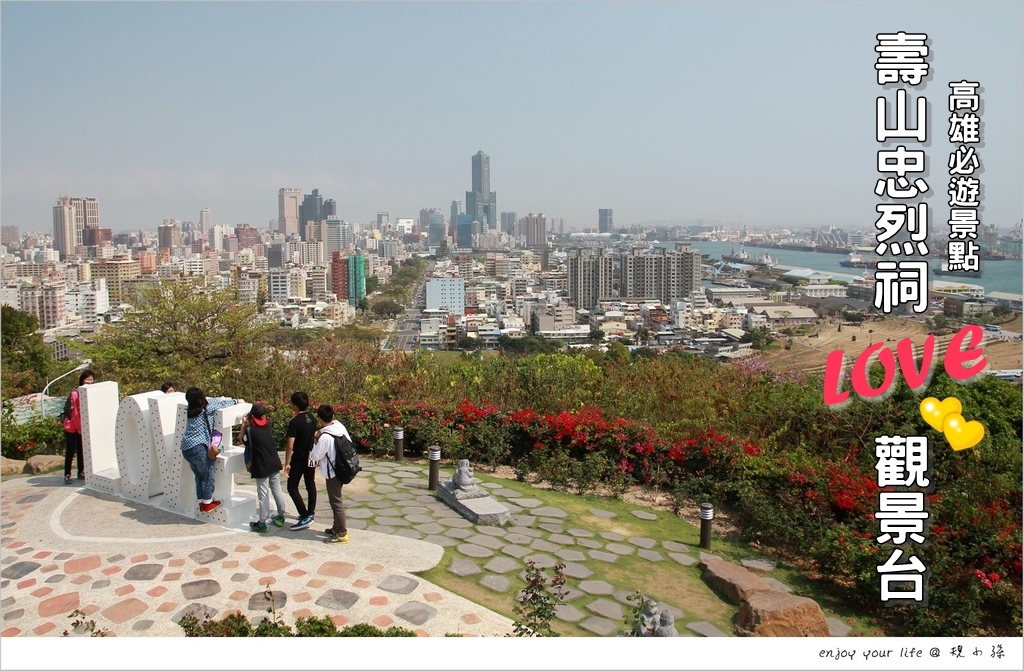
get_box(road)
[391,270,428,352]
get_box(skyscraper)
[199,208,212,235]
[524,213,547,248]
[53,196,99,260]
[300,189,324,240]
[619,244,701,305]
[500,212,517,236]
[278,188,302,236]
[567,248,615,311]
[450,201,462,231]
[466,151,497,232]
[456,214,473,250]
[599,209,614,234]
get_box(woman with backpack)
[62,369,95,485]
[181,388,239,513]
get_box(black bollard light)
[394,426,404,462]
[699,503,714,550]
[428,445,441,491]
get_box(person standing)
[239,404,286,532]
[284,391,318,530]
[310,405,350,544]
[62,369,95,485]
[181,388,239,513]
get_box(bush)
[1,406,66,461]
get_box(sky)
[2,1,1022,234]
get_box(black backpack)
[61,393,73,421]
[330,433,361,485]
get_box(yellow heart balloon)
[920,397,963,432]
[943,413,985,451]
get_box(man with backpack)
[310,405,352,544]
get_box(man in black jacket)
[284,391,318,530]
[240,404,286,533]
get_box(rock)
[1,457,26,476]
[24,455,64,474]
[827,616,852,637]
[701,560,771,605]
[735,591,831,637]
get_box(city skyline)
[2,2,1021,234]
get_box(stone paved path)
[0,468,512,638]
[3,458,815,638]
[343,461,715,637]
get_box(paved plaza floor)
[0,461,513,637]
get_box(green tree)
[1,306,56,400]
[80,281,275,396]
[370,300,403,318]
[365,276,380,294]
[588,329,605,342]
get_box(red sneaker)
[199,500,222,513]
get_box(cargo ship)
[722,246,775,267]
[934,262,982,278]
[839,253,879,269]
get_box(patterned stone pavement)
[2,458,807,638]
[0,465,513,638]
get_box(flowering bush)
[1,406,66,461]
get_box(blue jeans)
[182,445,215,502]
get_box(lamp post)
[393,426,404,462]
[699,503,714,550]
[39,360,91,417]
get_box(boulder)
[1,457,27,476]
[700,559,771,605]
[735,591,831,637]
[25,454,65,474]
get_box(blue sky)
[2,1,1021,233]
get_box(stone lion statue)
[452,459,476,489]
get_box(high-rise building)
[426,277,466,316]
[323,199,337,218]
[599,209,614,234]
[465,151,497,232]
[450,201,462,230]
[619,244,701,305]
[300,189,324,240]
[199,208,211,235]
[567,247,615,310]
[330,252,368,306]
[376,212,390,230]
[456,214,473,250]
[2,226,20,246]
[500,212,517,236]
[278,188,302,236]
[158,220,183,250]
[428,212,446,247]
[53,196,99,261]
[524,213,547,248]
[235,224,260,251]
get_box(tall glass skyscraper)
[466,151,497,232]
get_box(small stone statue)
[443,459,486,500]
[452,459,476,489]
[653,610,678,637]
[633,597,659,636]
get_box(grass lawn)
[414,469,884,637]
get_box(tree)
[1,306,56,400]
[741,326,776,351]
[588,329,605,343]
[370,300,403,318]
[365,276,380,294]
[80,281,276,396]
